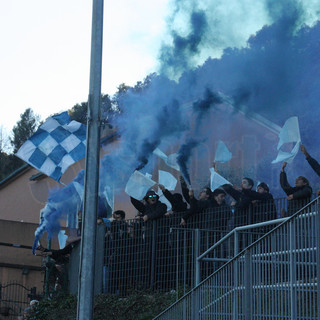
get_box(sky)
[6,0,320,243]
[1,0,319,136]
[0,0,170,132]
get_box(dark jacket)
[182,196,213,221]
[162,189,188,213]
[110,220,128,242]
[130,197,167,220]
[222,184,252,210]
[180,178,213,221]
[242,189,277,222]
[306,156,320,176]
[45,239,81,264]
[280,172,312,216]
[221,184,254,226]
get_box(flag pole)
[76,0,104,319]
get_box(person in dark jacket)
[156,185,188,290]
[280,162,313,216]
[158,184,188,215]
[130,190,167,221]
[179,176,212,206]
[300,145,320,196]
[222,177,255,226]
[180,188,227,224]
[106,210,130,295]
[36,237,81,293]
[242,182,277,222]
[179,175,213,220]
[300,145,320,176]
[130,190,167,289]
[180,186,213,226]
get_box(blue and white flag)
[210,168,232,191]
[16,112,86,181]
[214,140,232,163]
[153,148,180,171]
[272,116,301,164]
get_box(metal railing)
[195,216,289,285]
[65,195,317,298]
[0,282,40,319]
[153,197,320,319]
[100,196,299,296]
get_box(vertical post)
[176,229,179,300]
[150,221,157,289]
[193,229,200,320]
[234,230,239,256]
[289,221,297,320]
[76,0,104,319]
[244,250,252,320]
[194,229,200,287]
[183,229,187,295]
[233,231,239,320]
[316,198,320,319]
[44,239,51,298]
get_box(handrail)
[197,217,288,262]
[153,196,320,319]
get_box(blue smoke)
[135,99,187,170]
[32,170,85,253]
[177,139,201,185]
[160,9,208,77]
[33,0,320,248]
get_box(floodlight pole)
[76,0,104,319]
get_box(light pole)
[76,0,104,319]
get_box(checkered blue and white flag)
[16,112,86,182]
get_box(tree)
[69,94,113,125]
[10,108,40,153]
[132,73,156,93]
[0,126,11,180]
[0,125,11,154]
[68,102,88,124]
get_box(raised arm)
[130,197,146,214]
[180,175,190,204]
[280,162,295,195]
[301,145,320,176]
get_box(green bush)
[27,290,177,320]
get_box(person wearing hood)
[130,190,167,289]
[130,190,167,222]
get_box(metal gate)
[0,281,41,319]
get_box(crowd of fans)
[128,145,319,227]
[37,145,320,296]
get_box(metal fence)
[153,196,320,320]
[101,196,299,296]
[0,281,41,319]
